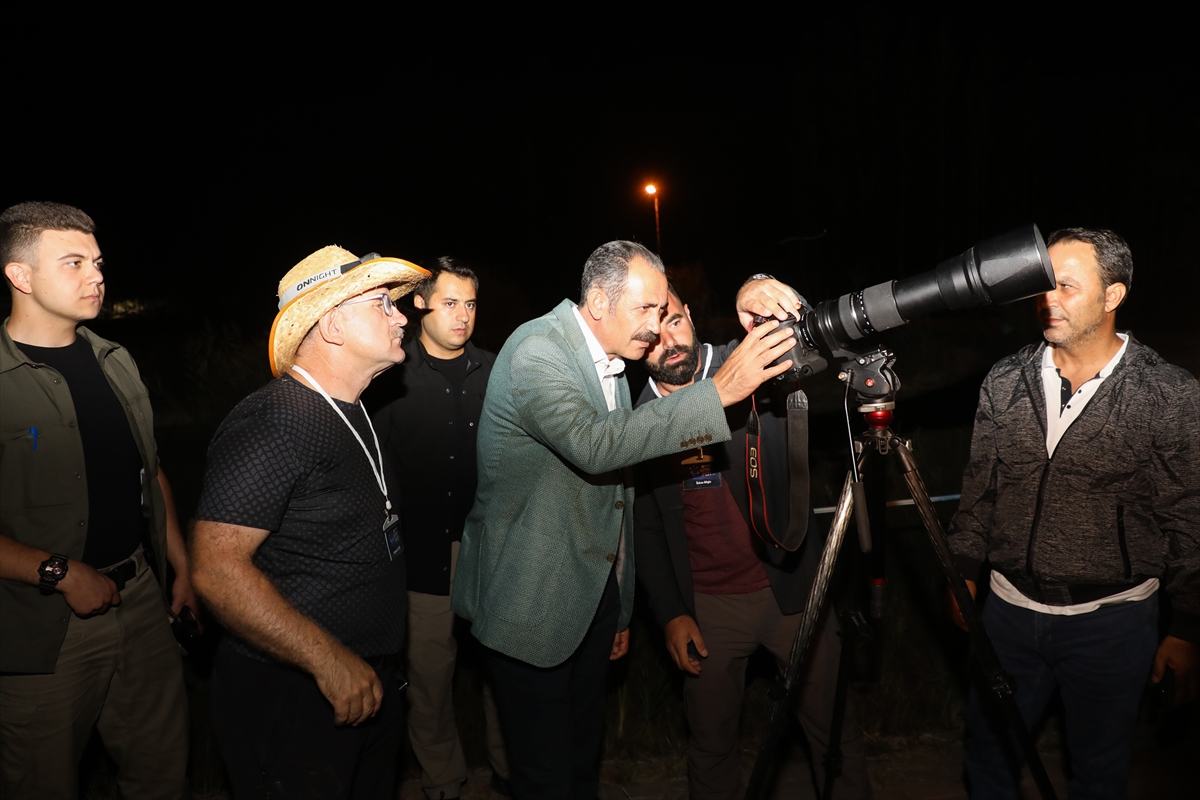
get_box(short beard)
[646,341,701,387]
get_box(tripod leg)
[745,471,858,800]
[820,571,861,800]
[893,440,1058,800]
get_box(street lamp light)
[644,184,661,257]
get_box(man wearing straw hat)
[451,241,804,799]
[191,245,429,798]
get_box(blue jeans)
[964,593,1157,800]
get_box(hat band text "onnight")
[277,252,380,309]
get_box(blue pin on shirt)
[30,427,38,452]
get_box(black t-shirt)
[196,375,406,661]
[15,337,144,567]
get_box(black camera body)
[753,312,828,382]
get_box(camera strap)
[745,388,810,551]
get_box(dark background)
[6,6,1198,508]
[7,7,1199,789]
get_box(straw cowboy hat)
[269,245,429,377]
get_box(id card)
[684,472,722,491]
[383,514,403,561]
[682,450,721,491]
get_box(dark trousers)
[964,594,1158,800]
[485,572,621,800]
[211,641,406,800]
[686,588,872,799]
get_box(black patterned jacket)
[948,337,1200,641]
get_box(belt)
[1001,570,1144,606]
[98,548,146,591]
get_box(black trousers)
[485,571,621,800]
[211,641,406,800]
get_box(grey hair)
[579,241,664,308]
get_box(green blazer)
[451,300,732,667]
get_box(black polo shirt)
[196,375,406,661]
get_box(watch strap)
[38,553,69,595]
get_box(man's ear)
[1104,282,1127,313]
[4,262,33,295]
[315,309,346,346]
[585,287,609,321]
[413,293,427,310]
[683,303,694,324]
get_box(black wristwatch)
[38,554,69,595]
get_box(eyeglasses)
[339,292,396,317]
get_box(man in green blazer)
[451,240,802,798]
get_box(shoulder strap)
[745,388,810,551]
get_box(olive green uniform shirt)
[0,322,168,674]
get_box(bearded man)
[633,285,872,799]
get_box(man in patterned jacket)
[947,228,1200,799]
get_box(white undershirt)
[991,333,1158,614]
[571,306,624,413]
[571,306,627,585]
[1041,333,1128,458]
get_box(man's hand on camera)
[736,277,805,332]
[946,579,977,632]
[665,615,707,675]
[710,320,796,407]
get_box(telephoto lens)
[762,224,1055,381]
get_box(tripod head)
[836,344,901,406]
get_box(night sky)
[7,8,1197,373]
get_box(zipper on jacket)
[1024,461,1052,589]
[1116,503,1131,580]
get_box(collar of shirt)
[1041,332,1129,457]
[647,342,714,399]
[1041,331,1129,381]
[571,305,625,412]
[571,305,625,378]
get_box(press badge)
[383,514,403,561]
[682,448,721,491]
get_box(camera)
[761,224,1055,382]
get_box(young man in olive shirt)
[0,202,195,800]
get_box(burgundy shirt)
[682,477,770,595]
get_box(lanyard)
[290,366,392,514]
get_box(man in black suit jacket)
[634,286,872,800]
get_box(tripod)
[744,356,1058,800]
